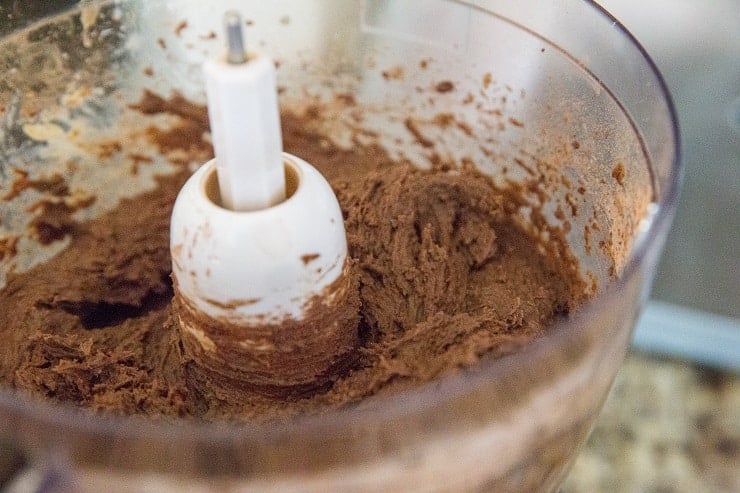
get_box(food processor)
[0,1,680,491]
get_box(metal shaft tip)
[224,10,247,64]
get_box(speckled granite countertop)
[563,351,739,493]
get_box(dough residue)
[0,93,586,423]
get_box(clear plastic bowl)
[0,1,680,491]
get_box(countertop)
[563,351,739,493]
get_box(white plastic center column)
[170,10,350,330]
[204,11,285,211]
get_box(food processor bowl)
[0,0,680,491]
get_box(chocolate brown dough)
[0,96,585,423]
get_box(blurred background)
[564,0,739,491]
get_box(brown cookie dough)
[0,95,586,423]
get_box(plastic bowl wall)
[0,1,679,491]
